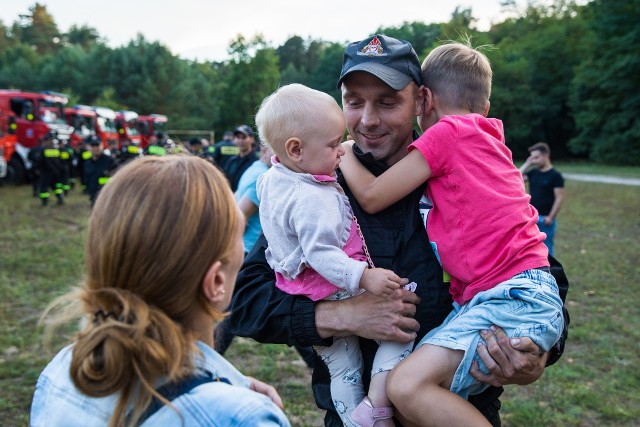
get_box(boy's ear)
[416,85,427,116]
[483,101,490,117]
[423,87,436,115]
[285,137,303,162]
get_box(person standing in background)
[519,142,565,255]
[211,130,238,169]
[84,136,115,206]
[220,125,258,192]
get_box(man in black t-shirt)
[519,142,565,255]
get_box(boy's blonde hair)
[256,83,341,156]
[421,42,492,114]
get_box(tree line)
[0,0,637,165]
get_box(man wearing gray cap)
[227,34,568,426]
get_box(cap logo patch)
[358,36,386,57]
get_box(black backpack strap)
[548,254,569,302]
[136,371,230,424]
[546,254,570,366]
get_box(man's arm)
[237,195,258,224]
[226,234,421,347]
[470,254,571,386]
[544,187,565,225]
[470,326,547,387]
[518,156,533,181]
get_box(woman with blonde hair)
[30,156,290,426]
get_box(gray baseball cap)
[337,34,423,90]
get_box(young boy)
[256,83,412,427]
[339,42,564,426]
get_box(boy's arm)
[340,142,432,214]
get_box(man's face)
[341,72,423,165]
[89,144,102,157]
[234,133,254,155]
[529,150,549,168]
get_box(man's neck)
[539,162,553,172]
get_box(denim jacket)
[31,341,291,426]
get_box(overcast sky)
[2,1,517,61]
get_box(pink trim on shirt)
[271,156,337,183]
[275,216,368,301]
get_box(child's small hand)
[360,267,407,297]
[342,139,355,152]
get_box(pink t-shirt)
[409,114,548,305]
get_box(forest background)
[0,0,637,165]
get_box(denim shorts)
[417,269,564,399]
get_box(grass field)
[1,168,639,426]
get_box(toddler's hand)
[360,267,407,297]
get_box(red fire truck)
[64,106,97,148]
[0,90,73,184]
[0,129,17,182]
[85,106,119,149]
[137,114,168,149]
[116,110,142,147]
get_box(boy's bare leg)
[387,344,491,427]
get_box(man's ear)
[483,101,490,117]
[285,137,303,163]
[202,261,227,305]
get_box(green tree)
[0,43,40,88]
[216,35,280,130]
[569,0,640,165]
[307,42,344,102]
[376,21,442,57]
[65,24,101,49]
[17,3,61,54]
[487,0,587,159]
[38,45,87,93]
[0,20,16,52]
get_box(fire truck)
[137,114,168,149]
[64,106,97,148]
[0,90,73,184]
[73,105,119,149]
[116,110,142,147]
[0,129,17,181]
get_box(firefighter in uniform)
[144,135,167,156]
[34,133,65,206]
[113,140,142,171]
[58,139,75,194]
[83,136,115,206]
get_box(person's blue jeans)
[537,215,557,255]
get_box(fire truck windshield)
[126,119,140,136]
[97,117,117,133]
[72,115,95,137]
[39,101,66,125]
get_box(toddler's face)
[299,111,346,177]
